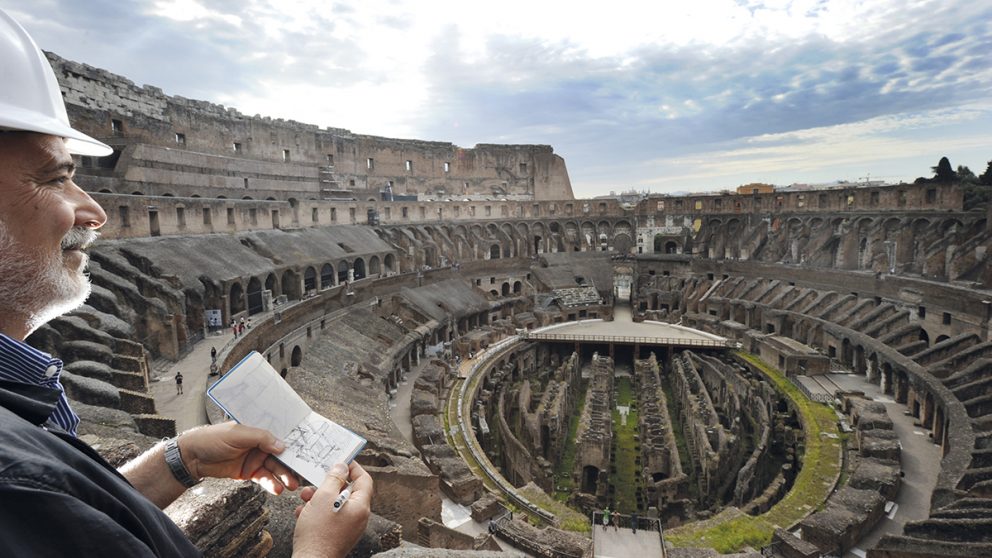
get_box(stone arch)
[384,253,396,273]
[353,257,366,280]
[247,277,263,315]
[369,255,381,276]
[281,269,301,300]
[490,244,501,259]
[582,465,599,493]
[613,232,633,254]
[501,282,510,296]
[881,362,894,394]
[665,240,679,254]
[338,260,350,283]
[229,281,245,315]
[265,273,279,297]
[303,266,317,293]
[320,263,335,289]
[291,345,303,367]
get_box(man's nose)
[72,182,107,229]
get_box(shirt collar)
[0,333,78,435]
[0,333,63,386]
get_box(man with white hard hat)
[0,9,371,557]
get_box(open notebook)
[208,351,366,486]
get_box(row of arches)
[379,218,637,271]
[694,214,988,283]
[226,253,397,316]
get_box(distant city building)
[736,183,775,195]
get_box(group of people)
[231,316,252,338]
[0,9,371,556]
[600,507,642,534]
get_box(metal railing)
[590,511,667,557]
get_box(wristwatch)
[164,437,201,488]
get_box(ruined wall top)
[47,52,574,200]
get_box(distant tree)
[958,165,979,184]
[980,160,992,186]
[931,156,957,182]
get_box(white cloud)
[150,0,242,26]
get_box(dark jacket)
[0,380,200,557]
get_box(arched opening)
[935,334,950,344]
[281,269,301,300]
[501,282,510,296]
[581,465,599,494]
[321,264,335,289]
[489,289,499,297]
[490,244,501,259]
[353,257,366,280]
[304,266,317,294]
[513,281,522,293]
[918,329,930,346]
[265,273,278,297]
[229,282,245,315]
[338,260,350,283]
[247,277,263,315]
[665,241,678,254]
[384,253,396,273]
[369,256,381,276]
[882,363,894,394]
[291,346,303,367]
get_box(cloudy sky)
[6,0,992,197]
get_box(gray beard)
[0,221,92,334]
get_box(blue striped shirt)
[0,333,80,436]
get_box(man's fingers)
[223,422,285,454]
[299,486,317,502]
[346,462,373,505]
[307,463,350,508]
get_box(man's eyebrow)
[41,161,77,175]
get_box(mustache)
[61,228,100,250]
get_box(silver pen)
[332,483,352,512]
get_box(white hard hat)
[0,9,112,156]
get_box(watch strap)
[164,437,200,488]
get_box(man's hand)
[179,422,300,495]
[121,422,300,508]
[292,462,372,558]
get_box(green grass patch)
[665,352,842,553]
[519,483,591,533]
[611,376,640,513]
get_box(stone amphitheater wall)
[48,52,574,201]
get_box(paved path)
[824,373,941,558]
[593,524,663,558]
[527,308,727,347]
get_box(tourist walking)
[210,346,217,362]
[174,372,183,395]
[602,507,611,528]
[631,512,639,533]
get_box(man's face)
[0,132,107,337]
